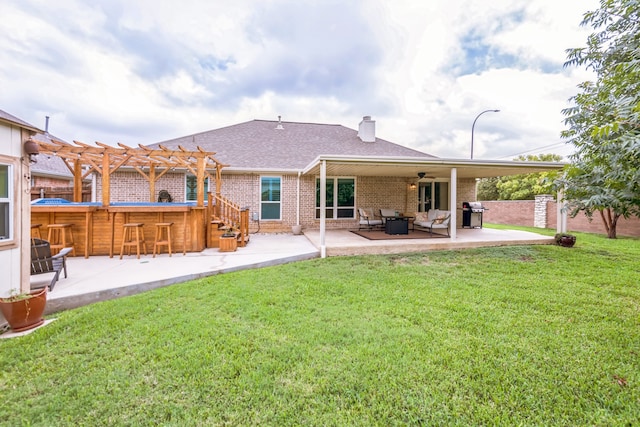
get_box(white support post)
[320,160,327,258]
[557,188,567,233]
[450,167,457,239]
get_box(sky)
[0,0,599,160]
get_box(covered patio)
[302,155,566,257]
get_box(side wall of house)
[96,171,185,203]
[0,123,32,312]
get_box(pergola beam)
[34,139,228,207]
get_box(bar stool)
[31,224,43,240]
[47,223,75,256]
[119,223,147,259]
[153,222,174,257]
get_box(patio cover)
[302,155,566,257]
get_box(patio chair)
[358,208,383,230]
[30,238,72,292]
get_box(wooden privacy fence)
[31,185,92,202]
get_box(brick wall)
[97,172,185,203]
[481,200,536,227]
[102,170,487,233]
[480,199,640,238]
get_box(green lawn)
[1,229,639,426]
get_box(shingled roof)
[0,108,40,132]
[31,133,74,178]
[147,119,436,171]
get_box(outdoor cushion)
[414,212,429,222]
[433,214,447,224]
[359,208,383,230]
[379,208,398,217]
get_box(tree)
[496,154,562,200]
[476,154,562,201]
[560,0,640,238]
[476,177,500,201]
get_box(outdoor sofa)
[413,209,451,236]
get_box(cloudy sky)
[1,0,598,160]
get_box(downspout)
[292,171,302,235]
[296,171,301,226]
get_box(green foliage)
[476,177,500,200]
[560,0,640,237]
[477,154,563,200]
[1,232,639,425]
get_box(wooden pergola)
[35,139,228,206]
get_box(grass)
[1,228,639,426]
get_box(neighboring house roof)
[147,119,436,171]
[30,133,73,179]
[0,108,41,133]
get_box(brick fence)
[480,196,640,238]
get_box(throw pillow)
[414,212,428,222]
[433,214,447,225]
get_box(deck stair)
[207,193,250,248]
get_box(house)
[29,133,84,201]
[140,116,564,240]
[0,109,42,304]
[35,115,565,257]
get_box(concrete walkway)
[39,233,319,314]
[35,227,553,314]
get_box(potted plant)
[219,227,238,252]
[555,233,577,248]
[0,288,47,332]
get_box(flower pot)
[292,225,302,235]
[219,236,238,252]
[0,288,47,332]
[555,234,576,248]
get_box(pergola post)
[149,164,156,202]
[73,159,83,202]
[102,152,110,207]
[196,157,205,207]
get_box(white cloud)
[0,0,600,159]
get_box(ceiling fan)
[417,172,435,180]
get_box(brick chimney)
[358,116,376,142]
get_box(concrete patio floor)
[34,227,554,314]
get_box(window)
[261,176,281,220]
[315,177,355,219]
[185,175,209,202]
[0,163,12,241]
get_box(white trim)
[450,168,457,239]
[259,175,282,221]
[0,162,14,243]
[315,176,356,220]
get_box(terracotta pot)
[0,288,47,332]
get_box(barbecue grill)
[462,201,487,228]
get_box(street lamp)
[471,109,500,159]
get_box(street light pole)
[471,109,500,159]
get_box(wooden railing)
[208,193,249,247]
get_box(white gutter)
[301,155,566,174]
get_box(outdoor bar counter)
[31,200,208,258]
